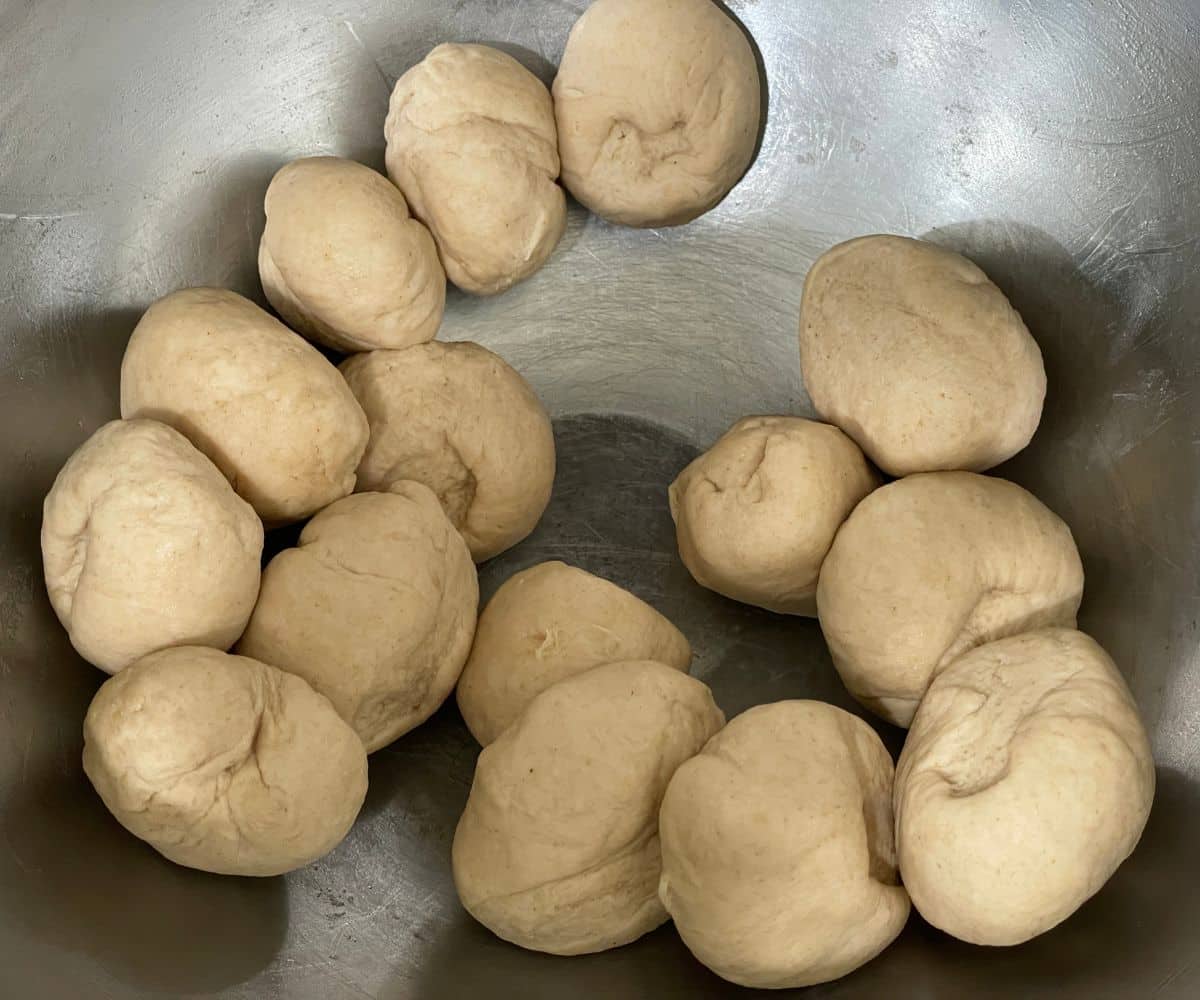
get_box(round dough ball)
[237,481,478,753]
[341,342,555,562]
[669,416,878,615]
[817,472,1084,727]
[83,646,368,876]
[799,235,1046,476]
[41,419,263,674]
[384,43,566,295]
[452,660,724,955]
[258,156,445,352]
[553,0,761,227]
[120,287,369,525]
[895,629,1155,945]
[659,701,910,988]
[456,561,692,745]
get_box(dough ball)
[341,342,555,562]
[553,0,761,227]
[120,287,369,525]
[258,156,445,352]
[659,701,910,988]
[895,629,1155,945]
[41,419,263,674]
[817,472,1084,727]
[237,481,478,753]
[669,416,878,615]
[384,43,566,295]
[83,646,368,876]
[456,561,692,745]
[452,660,724,955]
[799,235,1046,476]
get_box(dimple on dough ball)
[41,419,263,674]
[456,561,692,745]
[659,701,910,989]
[553,0,761,227]
[669,416,878,616]
[83,646,368,876]
[895,629,1155,946]
[799,235,1046,476]
[120,287,369,525]
[384,43,566,295]
[452,660,724,955]
[237,481,478,753]
[341,342,555,562]
[817,471,1084,727]
[258,156,445,352]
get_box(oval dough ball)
[817,471,1084,727]
[456,561,692,745]
[799,235,1046,476]
[41,419,263,674]
[258,156,445,352]
[83,646,368,876]
[660,701,910,988]
[341,342,555,562]
[553,0,761,227]
[669,416,878,616]
[237,482,478,753]
[384,43,566,295]
[895,629,1155,945]
[120,287,369,525]
[452,660,724,955]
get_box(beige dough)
[895,629,1155,945]
[669,416,877,615]
[83,646,368,876]
[41,419,262,674]
[456,561,692,745]
[120,287,369,525]
[452,660,724,955]
[384,43,566,295]
[817,472,1084,727]
[799,235,1046,476]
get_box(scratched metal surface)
[1,0,1198,996]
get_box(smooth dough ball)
[817,472,1084,727]
[120,287,369,525]
[341,342,555,562]
[258,156,445,352]
[660,701,910,988]
[384,43,566,295]
[83,646,368,876]
[237,481,478,753]
[799,235,1046,476]
[895,629,1155,945]
[452,660,724,955]
[456,561,692,745]
[553,0,761,227]
[41,419,263,674]
[669,416,878,616]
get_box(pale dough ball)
[41,419,263,674]
[237,481,478,753]
[660,701,910,988]
[341,342,555,562]
[669,416,878,616]
[258,156,445,352]
[83,646,368,876]
[799,235,1046,476]
[895,629,1155,945]
[817,472,1084,727]
[385,43,566,295]
[456,561,692,745]
[553,0,761,227]
[452,660,724,955]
